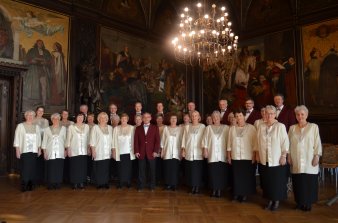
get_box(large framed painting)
[100,27,186,120]
[302,19,338,115]
[0,0,70,112]
[203,29,297,114]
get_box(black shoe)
[265,200,273,210]
[126,183,131,189]
[194,187,200,194]
[21,184,27,192]
[47,184,53,190]
[303,205,311,212]
[164,185,171,191]
[79,183,84,189]
[104,184,110,189]
[190,187,196,194]
[294,204,302,210]
[116,184,122,190]
[216,190,221,198]
[72,184,78,190]
[27,182,33,191]
[232,195,238,202]
[210,190,216,197]
[240,196,247,203]
[171,186,176,191]
[271,201,279,211]
[137,187,143,192]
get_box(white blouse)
[254,119,265,129]
[288,123,322,174]
[202,125,229,163]
[161,126,183,160]
[257,121,289,167]
[227,124,257,160]
[65,124,89,157]
[112,125,135,161]
[41,126,67,159]
[90,125,113,161]
[181,123,205,161]
[13,123,41,154]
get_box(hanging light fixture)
[171,1,238,67]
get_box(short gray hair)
[211,110,221,118]
[50,113,61,120]
[265,105,276,114]
[24,110,36,118]
[294,105,309,115]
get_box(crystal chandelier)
[171,1,239,66]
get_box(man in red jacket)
[244,98,261,125]
[219,99,231,125]
[134,112,160,191]
[274,94,296,131]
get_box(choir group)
[13,94,322,212]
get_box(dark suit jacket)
[246,110,262,125]
[134,124,160,160]
[277,106,296,131]
[220,109,231,125]
[151,112,170,125]
[128,112,143,125]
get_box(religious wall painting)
[0,0,70,113]
[302,19,338,114]
[202,30,296,114]
[100,27,186,121]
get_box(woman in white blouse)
[112,113,135,189]
[257,105,289,211]
[254,107,267,129]
[161,114,182,191]
[288,105,322,211]
[181,110,205,194]
[203,111,229,198]
[227,109,257,202]
[65,113,89,190]
[90,112,113,189]
[41,113,67,190]
[13,110,41,192]
[33,106,49,185]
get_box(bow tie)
[144,125,149,128]
[246,110,251,114]
[277,108,281,111]
[221,110,226,112]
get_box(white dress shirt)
[257,121,289,167]
[276,105,284,118]
[202,124,229,163]
[161,126,183,160]
[112,125,135,161]
[143,124,150,135]
[90,125,113,161]
[41,126,67,159]
[288,123,322,174]
[227,124,257,160]
[181,123,205,161]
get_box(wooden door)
[0,78,11,175]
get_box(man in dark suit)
[274,94,296,131]
[134,113,160,191]
[129,102,143,125]
[244,98,261,125]
[219,99,231,125]
[151,102,169,125]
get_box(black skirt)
[232,160,256,196]
[20,152,37,184]
[156,157,163,183]
[47,159,64,184]
[118,154,133,185]
[36,155,45,184]
[69,155,87,184]
[163,159,180,186]
[93,159,111,185]
[208,161,228,190]
[261,164,288,201]
[292,173,318,205]
[185,160,204,187]
[63,157,70,183]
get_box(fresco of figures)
[203,30,297,114]
[0,0,69,112]
[302,19,338,114]
[100,27,186,120]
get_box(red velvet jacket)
[246,110,262,125]
[134,124,160,160]
[277,106,296,131]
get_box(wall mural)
[0,0,70,113]
[100,27,186,120]
[302,19,338,115]
[203,30,297,114]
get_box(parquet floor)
[0,175,338,223]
